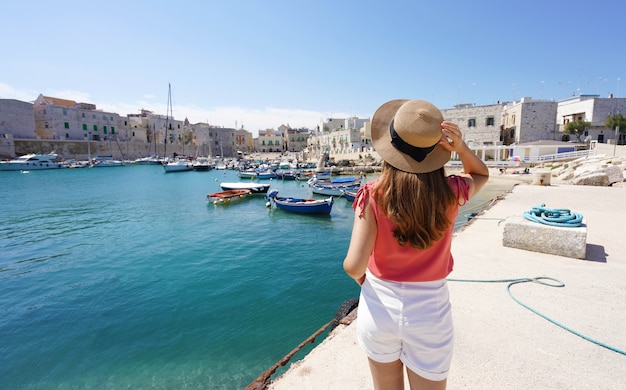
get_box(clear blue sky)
[1,0,623,135]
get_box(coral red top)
[353,175,469,282]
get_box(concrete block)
[502,215,587,259]
[532,170,552,186]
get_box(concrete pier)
[267,183,626,390]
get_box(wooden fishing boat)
[220,182,271,194]
[309,182,360,196]
[266,189,333,214]
[341,189,358,202]
[207,189,252,204]
[307,174,361,196]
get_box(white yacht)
[162,159,193,173]
[0,152,68,171]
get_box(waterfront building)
[234,128,254,155]
[281,125,310,153]
[127,109,154,147]
[556,94,626,143]
[306,116,369,161]
[441,103,504,146]
[208,126,236,158]
[0,99,36,157]
[0,99,36,139]
[33,95,131,142]
[191,123,238,158]
[3,92,625,162]
[501,97,559,144]
[256,128,283,153]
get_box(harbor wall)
[0,137,197,161]
[3,137,626,162]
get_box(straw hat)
[371,99,451,173]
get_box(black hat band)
[389,119,437,163]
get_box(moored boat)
[256,170,277,180]
[192,157,213,171]
[207,189,252,205]
[162,159,193,172]
[266,189,333,214]
[309,175,361,186]
[0,152,68,171]
[91,156,126,167]
[275,170,299,180]
[238,170,258,179]
[309,182,361,196]
[220,182,271,194]
[341,189,358,202]
[134,155,163,165]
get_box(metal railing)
[537,149,596,162]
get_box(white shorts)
[357,270,454,382]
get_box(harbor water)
[0,165,516,389]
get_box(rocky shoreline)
[536,154,626,187]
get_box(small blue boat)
[341,189,357,202]
[257,170,277,179]
[266,190,333,214]
[309,182,360,196]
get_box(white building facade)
[556,95,626,143]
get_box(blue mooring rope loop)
[522,204,583,227]
[447,276,625,355]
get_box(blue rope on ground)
[522,204,583,227]
[447,276,625,356]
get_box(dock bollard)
[532,170,551,186]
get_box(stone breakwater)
[537,154,626,187]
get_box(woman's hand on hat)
[439,121,465,152]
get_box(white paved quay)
[267,182,626,390]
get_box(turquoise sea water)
[0,165,509,389]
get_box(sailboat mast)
[164,84,172,158]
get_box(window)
[64,122,69,129]
[111,127,115,134]
[83,124,87,131]
[63,109,68,116]
[468,118,476,127]
[93,125,98,131]
[82,113,85,118]
[486,117,495,126]
[103,126,108,134]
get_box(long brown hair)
[373,162,457,249]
